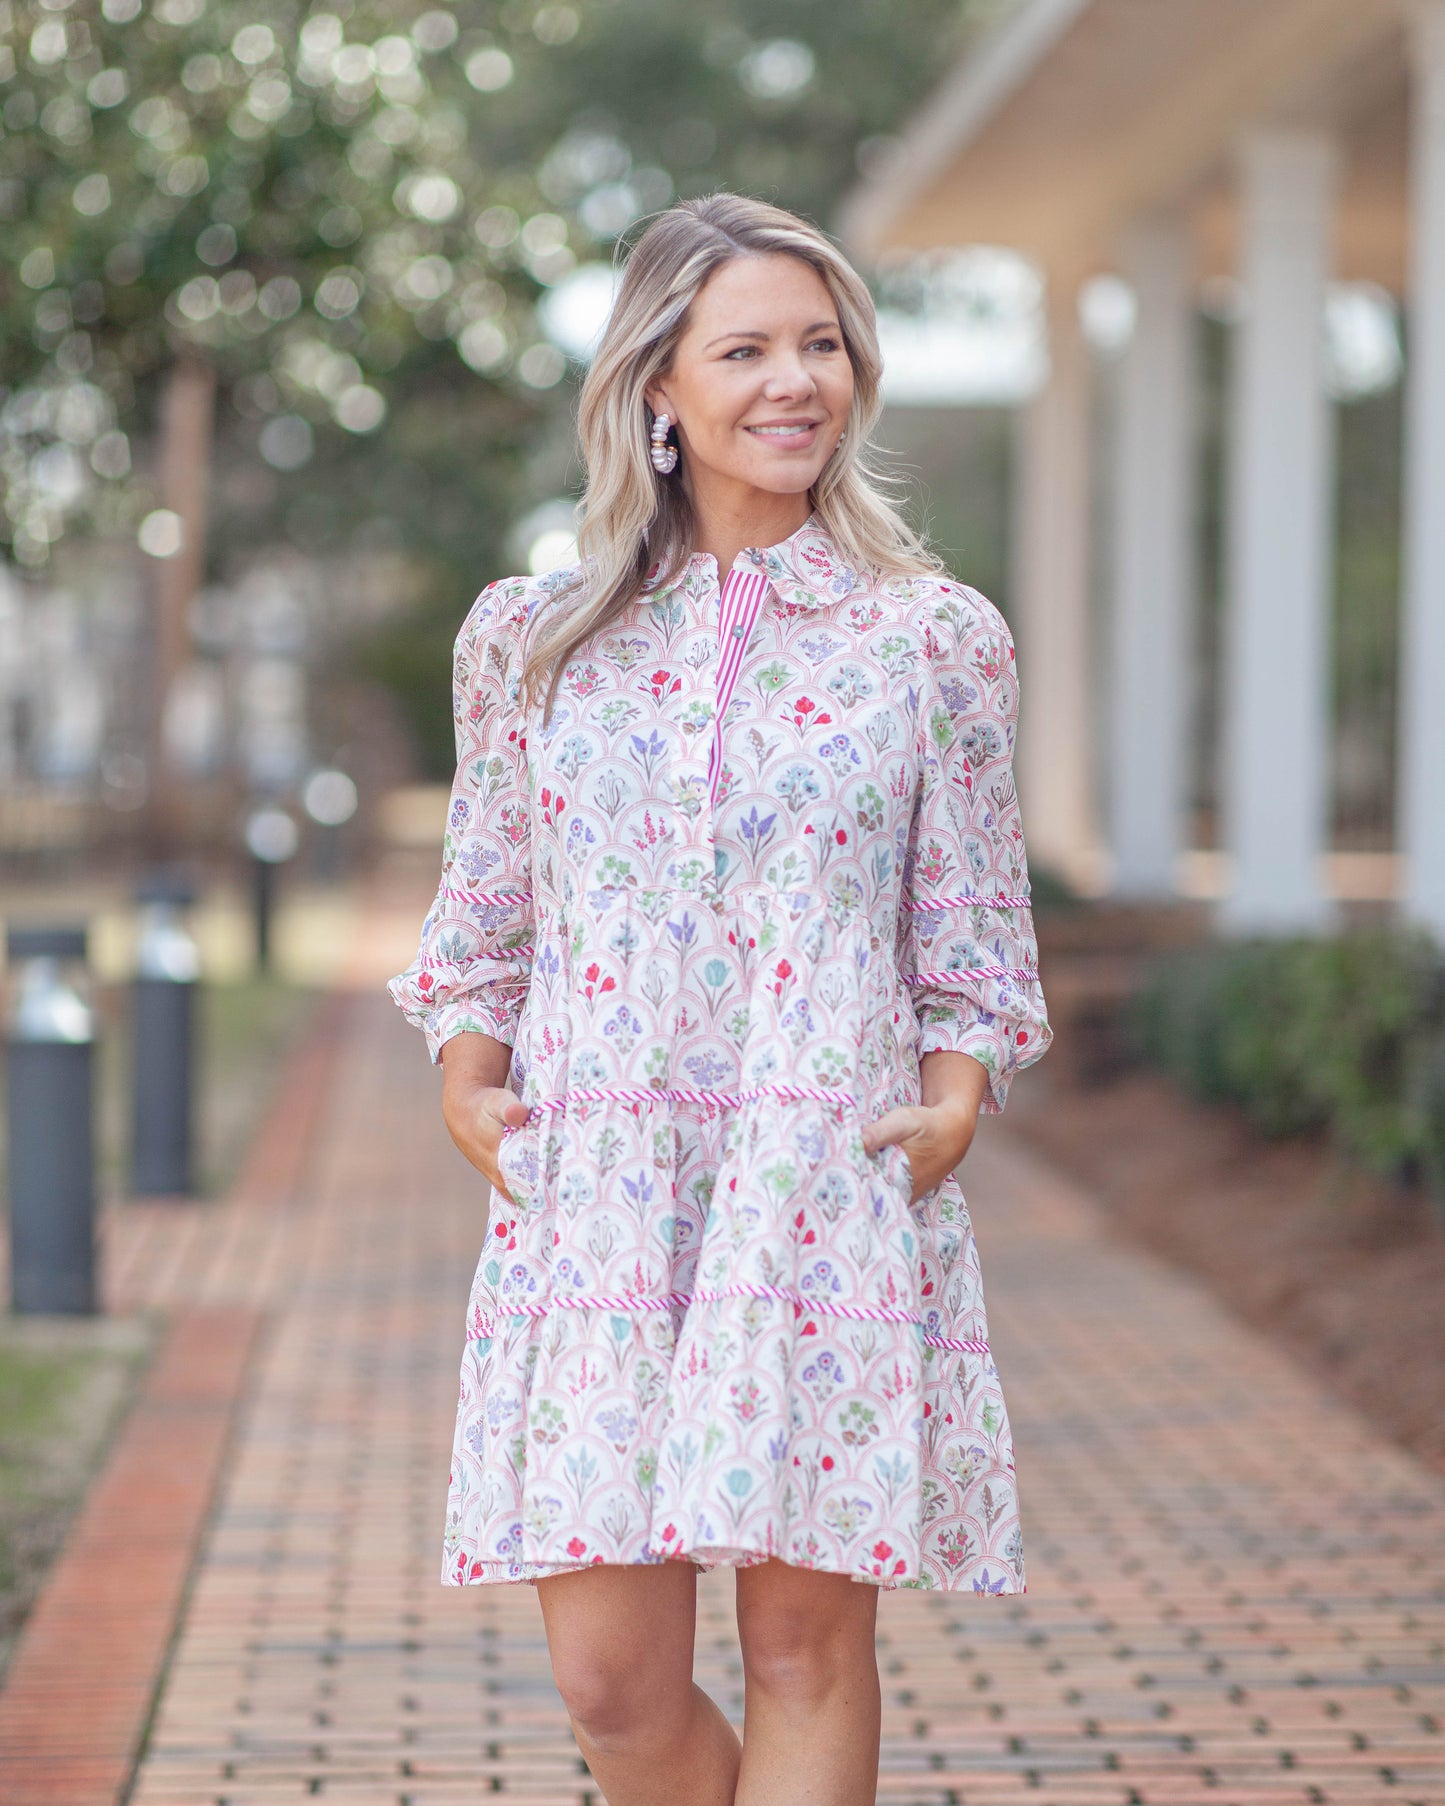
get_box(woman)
[389,191,1052,1806]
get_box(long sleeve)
[387,576,535,1064]
[896,582,1052,1114]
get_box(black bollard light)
[4,924,97,1314]
[244,805,299,974]
[131,867,200,1196]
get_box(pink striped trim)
[472,1285,989,1354]
[439,888,533,905]
[902,966,1037,985]
[503,1079,861,1130]
[903,894,1032,911]
[419,949,534,971]
[708,565,771,808]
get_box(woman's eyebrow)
[701,319,840,351]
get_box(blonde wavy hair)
[519,191,945,724]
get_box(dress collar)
[641,510,865,612]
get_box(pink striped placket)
[707,564,771,809]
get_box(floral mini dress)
[389,513,1052,1593]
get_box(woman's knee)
[737,1569,879,1707]
[538,1566,697,1751]
[550,1647,687,1749]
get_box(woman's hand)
[862,1098,979,1204]
[439,1031,529,1203]
[862,1050,991,1204]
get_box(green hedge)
[1129,929,1445,1207]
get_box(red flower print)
[581,961,617,1002]
[821,1455,834,1471]
[788,695,834,731]
[566,1537,587,1557]
[769,957,796,999]
[871,1541,893,1561]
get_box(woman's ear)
[643,381,672,419]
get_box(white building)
[840,0,1445,939]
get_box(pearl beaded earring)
[649,411,678,474]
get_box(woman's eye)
[809,337,840,353]
[724,345,758,359]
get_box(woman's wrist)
[439,1029,514,1094]
[919,1050,990,1126]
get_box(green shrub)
[1130,928,1445,1205]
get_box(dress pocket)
[495,1112,540,1206]
[878,1138,914,1205]
[853,1099,915,1208]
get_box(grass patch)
[0,1312,158,1681]
[197,974,318,1194]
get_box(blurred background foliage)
[1131,932,1445,1212]
[0,0,971,774]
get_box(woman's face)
[644,252,854,502]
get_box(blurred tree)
[0,0,971,772]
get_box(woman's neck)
[685,481,812,582]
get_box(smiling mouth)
[745,421,820,439]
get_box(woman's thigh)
[734,1559,880,1702]
[536,1561,701,1734]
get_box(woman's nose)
[762,357,815,398]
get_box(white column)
[1011,279,1099,889]
[1400,0,1445,940]
[1217,127,1340,934]
[1108,214,1197,898]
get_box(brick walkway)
[11,881,1445,1804]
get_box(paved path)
[15,881,1445,1804]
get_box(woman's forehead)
[683,254,836,335]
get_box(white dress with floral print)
[389,514,1052,1593]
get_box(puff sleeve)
[387,577,535,1064]
[896,582,1053,1113]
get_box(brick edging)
[227,989,352,1209]
[0,1307,262,1806]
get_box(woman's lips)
[744,420,822,448]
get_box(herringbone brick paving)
[18,885,1445,1803]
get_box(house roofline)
[836,0,1095,255]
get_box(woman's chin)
[718,457,828,497]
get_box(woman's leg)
[733,1559,882,1806]
[536,1561,742,1806]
